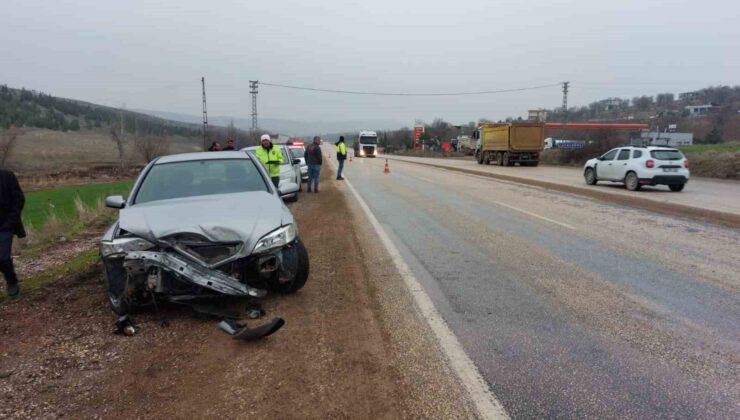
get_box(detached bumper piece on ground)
[218,318,285,341]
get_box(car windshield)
[290,147,305,158]
[359,136,378,144]
[650,150,683,160]
[134,159,268,204]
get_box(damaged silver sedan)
[99,151,308,316]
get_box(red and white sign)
[413,125,424,149]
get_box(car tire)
[585,167,598,185]
[625,172,641,191]
[273,239,309,294]
[286,193,298,203]
[476,150,484,165]
[669,183,685,192]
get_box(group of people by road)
[303,135,347,192]
[207,138,236,151]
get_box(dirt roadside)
[0,165,475,419]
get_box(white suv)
[583,146,690,192]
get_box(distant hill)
[0,85,205,137]
[135,109,403,137]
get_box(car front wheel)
[625,172,641,191]
[272,239,309,293]
[584,167,598,185]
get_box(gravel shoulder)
[0,166,475,419]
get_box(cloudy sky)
[1,0,738,126]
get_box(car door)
[613,149,632,180]
[595,148,619,180]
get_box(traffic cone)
[384,159,390,174]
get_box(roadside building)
[632,130,693,147]
[527,109,548,122]
[685,104,715,117]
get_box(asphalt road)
[343,157,740,419]
[388,155,740,216]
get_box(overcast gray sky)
[1,0,738,126]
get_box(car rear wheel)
[272,239,309,293]
[625,172,641,191]
[585,167,598,185]
[669,183,685,192]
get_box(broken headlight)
[253,224,297,254]
[100,237,155,257]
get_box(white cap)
[260,134,271,141]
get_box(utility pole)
[201,77,209,151]
[249,80,259,133]
[558,81,570,145]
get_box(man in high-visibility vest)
[335,136,347,180]
[255,134,284,188]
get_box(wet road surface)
[389,155,740,216]
[344,157,740,419]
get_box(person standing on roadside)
[305,136,323,193]
[0,169,25,298]
[335,136,347,180]
[255,134,284,188]
[222,139,236,151]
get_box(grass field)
[678,143,740,154]
[22,181,133,230]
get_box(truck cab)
[356,131,379,157]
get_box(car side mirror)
[278,182,299,197]
[105,195,126,209]
[292,159,301,165]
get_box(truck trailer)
[474,122,545,167]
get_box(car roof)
[155,151,249,164]
[619,146,680,151]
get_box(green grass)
[678,143,740,154]
[0,248,99,302]
[22,181,132,230]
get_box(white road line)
[343,177,509,420]
[492,201,576,230]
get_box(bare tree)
[0,126,20,168]
[109,111,126,168]
[133,136,170,163]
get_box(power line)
[260,81,562,97]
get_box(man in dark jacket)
[305,136,323,193]
[0,169,25,298]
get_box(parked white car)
[583,146,689,192]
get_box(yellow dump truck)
[474,122,545,167]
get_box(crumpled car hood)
[118,192,288,255]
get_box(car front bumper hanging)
[123,251,267,298]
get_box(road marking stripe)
[492,201,576,230]
[343,177,509,420]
